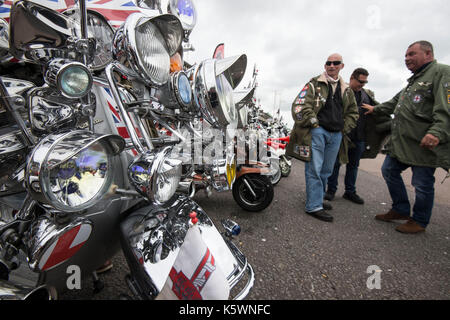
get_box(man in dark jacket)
[325,68,378,204]
[286,53,358,222]
[362,41,450,234]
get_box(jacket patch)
[299,146,310,157]
[298,85,309,99]
[294,144,310,157]
[448,94,450,104]
[295,98,305,105]
[413,94,423,103]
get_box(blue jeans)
[305,127,342,212]
[381,155,436,228]
[328,141,366,194]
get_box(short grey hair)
[409,40,434,56]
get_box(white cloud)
[187,0,450,128]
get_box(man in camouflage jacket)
[362,41,450,234]
[286,53,358,222]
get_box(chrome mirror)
[8,0,89,64]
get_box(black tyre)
[232,173,274,212]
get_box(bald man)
[287,53,359,222]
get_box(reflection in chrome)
[121,194,254,300]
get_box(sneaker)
[96,260,113,274]
[395,219,426,234]
[343,192,364,204]
[324,191,335,201]
[375,209,410,222]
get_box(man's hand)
[361,103,375,115]
[420,133,440,150]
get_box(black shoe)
[343,192,364,204]
[323,202,333,211]
[305,209,334,222]
[324,191,335,201]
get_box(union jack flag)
[100,87,141,156]
[0,0,141,27]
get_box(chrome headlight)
[170,71,192,108]
[168,0,197,32]
[26,131,125,212]
[45,59,93,98]
[113,13,183,86]
[193,55,247,128]
[128,147,182,204]
[63,9,114,70]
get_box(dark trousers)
[381,155,436,228]
[327,141,365,194]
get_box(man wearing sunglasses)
[361,40,450,234]
[287,53,358,222]
[325,68,378,205]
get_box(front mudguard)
[119,194,254,300]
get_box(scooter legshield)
[119,194,254,300]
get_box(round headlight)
[59,64,93,98]
[26,131,125,212]
[45,59,93,98]
[193,55,247,129]
[128,147,182,204]
[168,0,197,31]
[171,71,192,107]
[63,9,114,71]
[113,13,184,86]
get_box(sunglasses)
[356,78,368,84]
[326,61,342,66]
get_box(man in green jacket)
[286,53,358,222]
[362,40,450,234]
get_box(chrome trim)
[112,13,183,86]
[105,62,146,154]
[9,0,85,63]
[25,130,125,211]
[28,87,81,135]
[120,194,254,299]
[0,131,26,158]
[193,55,247,128]
[0,280,52,300]
[128,146,182,204]
[44,59,93,99]
[0,18,10,61]
[26,215,93,272]
[0,77,35,146]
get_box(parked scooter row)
[0,0,256,300]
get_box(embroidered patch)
[295,106,302,113]
[413,94,423,103]
[298,85,309,99]
[300,146,310,157]
[448,94,450,104]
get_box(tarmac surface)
[60,155,450,300]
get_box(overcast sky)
[185,0,450,128]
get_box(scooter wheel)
[280,158,291,177]
[232,173,274,212]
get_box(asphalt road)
[60,157,450,300]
